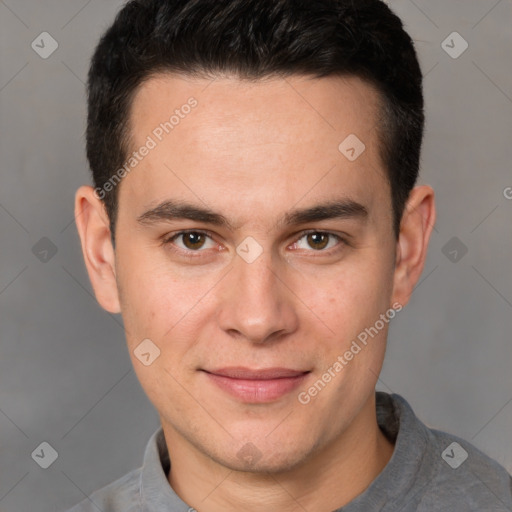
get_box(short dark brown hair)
[86,0,424,243]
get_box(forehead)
[122,72,389,226]
[129,72,382,144]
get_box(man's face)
[111,74,400,472]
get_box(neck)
[164,394,394,512]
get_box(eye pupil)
[183,232,205,250]
[307,232,329,250]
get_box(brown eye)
[163,230,216,252]
[162,229,220,258]
[291,231,344,253]
[306,232,329,250]
[181,232,206,250]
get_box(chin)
[210,436,316,476]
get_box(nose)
[216,246,299,344]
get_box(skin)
[75,73,435,511]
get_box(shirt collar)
[340,392,438,511]
[139,426,191,511]
[139,392,436,511]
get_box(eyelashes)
[161,229,348,257]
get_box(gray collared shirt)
[65,392,512,511]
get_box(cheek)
[304,258,394,342]
[120,270,199,406]
[118,259,219,367]
[116,256,179,345]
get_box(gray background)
[0,0,511,510]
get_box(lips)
[201,367,311,403]
[204,367,309,380]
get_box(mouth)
[200,367,311,403]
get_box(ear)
[391,185,436,308]
[74,185,121,313]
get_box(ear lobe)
[391,185,436,308]
[74,185,121,313]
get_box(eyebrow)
[136,198,368,230]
